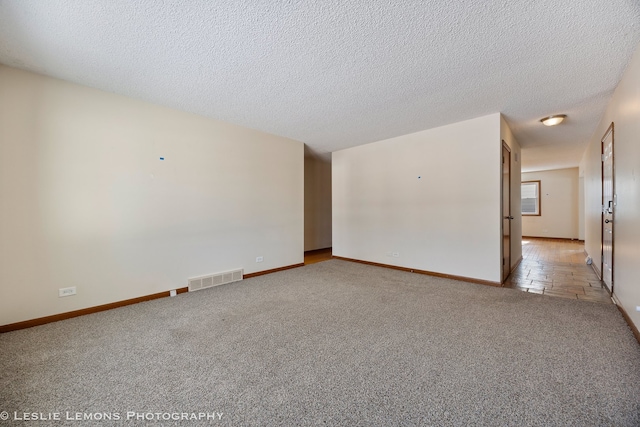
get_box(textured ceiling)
[0,1,639,171]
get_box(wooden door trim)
[501,140,511,283]
[600,122,614,293]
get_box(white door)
[601,124,614,292]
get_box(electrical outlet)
[58,287,76,297]
[392,252,400,258]
[636,306,640,312]
[169,289,177,297]
[256,256,264,263]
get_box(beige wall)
[332,113,504,283]
[501,116,523,269]
[0,65,304,326]
[304,155,332,251]
[581,41,640,330]
[521,168,579,239]
[579,175,585,240]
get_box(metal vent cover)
[188,268,243,292]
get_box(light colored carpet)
[1,259,639,426]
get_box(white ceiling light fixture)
[540,115,567,126]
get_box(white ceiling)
[0,1,639,171]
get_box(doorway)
[502,141,512,282]
[601,123,614,293]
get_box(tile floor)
[304,239,612,304]
[504,238,612,304]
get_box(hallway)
[304,247,332,265]
[504,238,612,304]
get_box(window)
[521,181,541,216]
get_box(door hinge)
[601,154,606,162]
[503,258,505,266]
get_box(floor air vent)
[188,269,243,292]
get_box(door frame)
[501,140,512,283]
[600,122,615,293]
